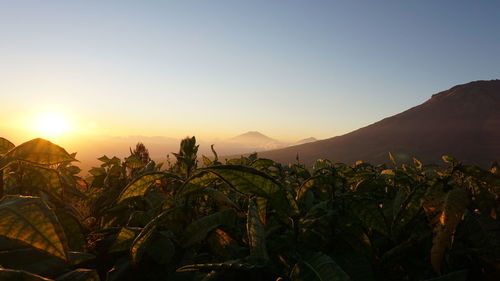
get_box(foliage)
[0,136,499,281]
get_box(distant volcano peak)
[228,131,276,143]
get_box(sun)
[34,111,70,136]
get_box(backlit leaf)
[4,138,75,165]
[0,196,69,261]
[0,137,15,155]
[430,188,468,273]
[117,172,174,203]
[199,165,295,216]
[247,199,268,261]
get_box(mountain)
[228,131,277,144]
[217,131,287,154]
[257,80,500,167]
[294,137,317,145]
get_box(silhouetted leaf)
[431,188,468,273]
[290,252,350,281]
[350,200,387,235]
[109,227,140,253]
[130,208,178,265]
[0,268,53,281]
[182,209,236,247]
[55,269,100,281]
[421,269,468,281]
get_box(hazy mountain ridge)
[255,80,500,168]
[71,131,315,173]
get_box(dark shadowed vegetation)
[0,136,498,281]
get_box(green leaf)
[421,269,468,281]
[0,243,66,276]
[130,208,178,265]
[247,199,268,261]
[98,155,110,163]
[146,231,175,265]
[4,138,75,165]
[177,171,219,197]
[55,269,100,281]
[177,260,255,272]
[251,158,277,170]
[441,155,458,165]
[54,210,86,252]
[109,227,140,253]
[124,155,144,169]
[0,195,69,261]
[431,188,468,273]
[349,200,387,235]
[202,155,213,167]
[203,188,240,210]
[388,152,396,166]
[290,252,350,281]
[198,165,295,216]
[117,172,173,203]
[0,137,15,155]
[26,166,63,199]
[0,268,53,281]
[393,187,426,230]
[182,209,236,247]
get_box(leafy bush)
[0,136,498,281]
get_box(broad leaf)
[4,138,74,165]
[26,166,63,199]
[182,209,236,247]
[55,210,86,252]
[56,269,100,281]
[177,171,218,197]
[0,268,53,281]
[198,165,295,216]
[290,252,350,281]
[247,199,268,261]
[349,200,387,235]
[431,188,468,273]
[177,260,255,272]
[146,231,175,265]
[0,196,69,261]
[421,269,468,281]
[130,208,178,265]
[117,172,174,203]
[0,137,15,155]
[110,227,140,253]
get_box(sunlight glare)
[34,111,70,136]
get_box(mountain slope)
[257,80,500,167]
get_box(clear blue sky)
[1,0,499,141]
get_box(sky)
[1,0,499,144]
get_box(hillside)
[257,80,500,167]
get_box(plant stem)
[0,169,4,198]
